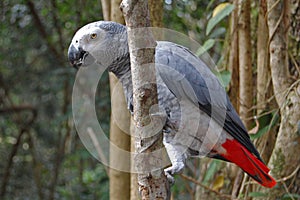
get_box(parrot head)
[68,21,127,69]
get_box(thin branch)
[0,129,26,197]
[288,51,300,77]
[48,80,71,200]
[276,165,300,183]
[180,174,232,199]
[27,132,44,200]
[25,0,65,66]
[282,182,295,200]
[181,176,194,197]
[266,0,284,59]
[0,105,35,113]
[231,169,244,199]
[48,127,70,200]
[50,0,65,52]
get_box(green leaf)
[250,112,279,139]
[282,193,300,200]
[248,192,268,197]
[216,70,231,88]
[202,160,221,185]
[206,3,235,35]
[196,39,215,56]
[209,27,226,38]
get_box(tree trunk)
[266,0,300,198]
[101,0,110,22]
[238,0,253,129]
[255,0,277,165]
[109,75,131,200]
[102,1,131,200]
[121,0,170,199]
[228,0,239,111]
[148,0,163,28]
[256,0,270,114]
[130,125,140,200]
[111,0,125,24]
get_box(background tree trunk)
[148,0,163,28]
[121,0,170,199]
[265,0,300,198]
[254,0,276,165]
[102,1,131,200]
[228,0,239,111]
[238,0,253,129]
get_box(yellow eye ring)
[90,33,97,39]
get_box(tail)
[220,139,276,188]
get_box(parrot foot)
[164,171,175,185]
[164,161,185,184]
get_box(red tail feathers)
[221,139,276,188]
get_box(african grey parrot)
[68,21,276,188]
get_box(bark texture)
[266,0,300,198]
[238,0,253,129]
[148,0,163,28]
[109,75,131,200]
[256,0,270,113]
[121,0,170,199]
[228,0,239,111]
[255,0,276,164]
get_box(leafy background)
[1,0,299,199]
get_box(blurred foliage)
[0,0,109,199]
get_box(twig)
[0,105,37,125]
[50,0,64,52]
[288,51,300,77]
[266,0,282,45]
[282,182,295,200]
[276,165,300,183]
[25,0,65,66]
[27,132,44,200]
[0,105,36,114]
[180,174,232,199]
[0,129,26,197]
[231,169,244,199]
[48,80,71,200]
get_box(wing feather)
[155,41,262,161]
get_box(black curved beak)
[68,44,87,69]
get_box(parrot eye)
[90,33,97,39]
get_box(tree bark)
[228,0,239,111]
[266,0,300,198]
[148,0,163,28]
[109,75,131,200]
[102,1,131,200]
[121,0,170,199]
[238,0,253,129]
[101,0,110,21]
[130,126,140,200]
[255,0,277,165]
[257,0,270,114]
